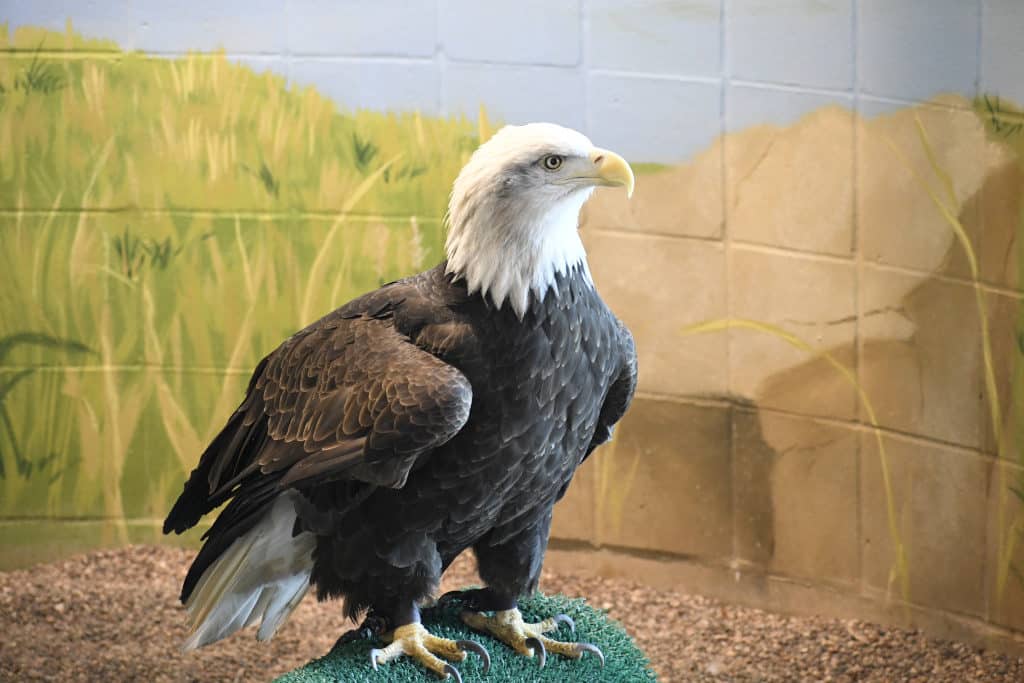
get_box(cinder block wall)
[1,0,1022,653]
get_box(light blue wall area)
[3,1,1015,163]
[982,0,1024,104]
[445,63,585,130]
[441,0,581,67]
[858,0,979,102]
[727,83,852,132]
[590,74,720,163]
[288,0,437,57]
[4,0,138,49]
[588,0,721,77]
[132,0,286,54]
[291,58,442,115]
[729,0,852,90]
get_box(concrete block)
[728,246,857,420]
[861,431,989,618]
[978,153,1023,292]
[856,97,994,280]
[735,409,860,585]
[589,0,720,77]
[982,0,1024,105]
[133,0,287,54]
[288,0,437,57]
[442,0,580,66]
[593,397,733,558]
[860,265,984,450]
[290,58,440,114]
[729,0,852,90]
[987,460,1024,632]
[589,73,721,164]
[444,63,584,130]
[4,0,137,50]
[580,145,723,240]
[858,0,979,102]
[726,86,854,256]
[583,230,728,398]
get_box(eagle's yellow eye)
[542,154,563,171]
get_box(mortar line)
[851,0,865,599]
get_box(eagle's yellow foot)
[461,608,604,669]
[369,622,490,682]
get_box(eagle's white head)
[445,122,634,319]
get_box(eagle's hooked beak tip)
[590,148,635,199]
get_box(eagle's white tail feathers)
[182,492,315,651]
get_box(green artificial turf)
[275,592,657,682]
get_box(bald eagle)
[164,123,637,681]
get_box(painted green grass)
[0,23,474,527]
[276,592,656,683]
[0,23,668,533]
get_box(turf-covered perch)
[275,593,656,682]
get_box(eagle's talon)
[455,639,491,673]
[363,622,482,678]
[461,607,600,669]
[526,636,547,668]
[553,613,575,633]
[575,642,605,667]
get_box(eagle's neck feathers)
[444,184,594,319]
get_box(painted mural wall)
[1,0,1023,645]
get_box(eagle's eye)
[541,154,564,171]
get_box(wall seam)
[851,0,864,602]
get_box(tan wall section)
[554,94,1024,654]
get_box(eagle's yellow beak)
[589,148,635,198]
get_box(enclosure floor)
[0,545,1021,682]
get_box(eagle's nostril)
[592,155,604,165]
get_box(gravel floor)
[1,545,1021,682]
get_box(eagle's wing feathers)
[258,312,473,489]
[582,317,637,462]
[164,289,472,537]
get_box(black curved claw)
[368,648,383,671]
[336,613,388,648]
[443,663,463,683]
[525,636,547,669]
[575,642,605,668]
[553,613,576,634]
[436,588,486,611]
[456,639,491,673]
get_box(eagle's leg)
[367,602,491,681]
[458,515,605,669]
[334,609,388,646]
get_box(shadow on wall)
[579,93,1024,634]
[1,22,1024,640]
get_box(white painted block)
[288,0,437,58]
[133,0,287,54]
[589,0,721,77]
[441,0,581,66]
[589,74,721,163]
[290,58,441,114]
[444,63,585,130]
[729,0,852,90]
[981,0,1024,105]
[858,0,979,102]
